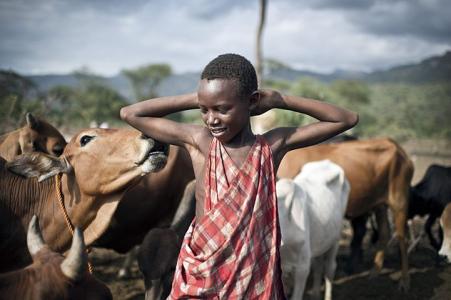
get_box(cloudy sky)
[1,0,450,76]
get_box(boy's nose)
[207,114,219,125]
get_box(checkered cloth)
[168,136,285,299]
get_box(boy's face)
[198,78,251,143]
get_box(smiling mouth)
[210,128,226,135]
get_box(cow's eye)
[80,135,94,147]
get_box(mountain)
[365,50,451,83]
[23,50,451,101]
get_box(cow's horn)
[27,215,46,255]
[61,227,87,281]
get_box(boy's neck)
[222,124,256,149]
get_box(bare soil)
[89,219,451,300]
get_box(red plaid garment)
[168,135,286,300]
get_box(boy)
[121,53,358,299]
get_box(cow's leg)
[348,214,368,273]
[161,270,175,300]
[320,243,340,300]
[118,246,139,278]
[391,205,409,291]
[145,279,162,300]
[425,215,440,250]
[291,244,311,300]
[311,255,325,300]
[373,205,390,274]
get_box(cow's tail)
[387,138,414,290]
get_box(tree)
[255,0,267,85]
[122,64,172,101]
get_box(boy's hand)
[250,89,283,116]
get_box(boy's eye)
[217,107,229,114]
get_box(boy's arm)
[259,90,359,159]
[120,93,204,148]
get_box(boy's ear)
[249,90,260,111]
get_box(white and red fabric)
[169,136,285,299]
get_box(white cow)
[276,160,350,300]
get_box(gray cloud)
[290,0,451,43]
[0,0,449,75]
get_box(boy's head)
[198,54,258,142]
[201,53,258,98]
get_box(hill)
[23,50,451,101]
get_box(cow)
[0,112,67,161]
[137,180,196,300]
[277,138,414,291]
[439,203,451,263]
[408,164,451,251]
[92,144,194,278]
[0,215,112,300]
[276,160,350,300]
[0,128,168,272]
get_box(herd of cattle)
[0,113,450,300]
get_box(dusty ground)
[90,217,451,300]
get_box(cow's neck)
[42,174,123,251]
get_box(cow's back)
[278,138,413,217]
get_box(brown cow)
[277,138,414,290]
[0,128,168,272]
[91,144,194,279]
[0,215,112,300]
[94,145,194,253]
[0,112,67,160]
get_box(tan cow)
[0,215,112,300]
[0,128,168,272]
[93,145,194,252]
[0,112,67,160]
[277,138,414,290]
[439,203,451,263]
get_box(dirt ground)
[89,139,451,299]
[89,217,451,300]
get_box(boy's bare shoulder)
[187,126,213,156]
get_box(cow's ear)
[26,112,39,129]
[6,153,73,182]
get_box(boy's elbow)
[120,106,132,122]
[345,112,359,129]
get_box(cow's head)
[16,215,112,299]
[439,203,451,263]
[7,128,169,195]
[18,112,67,157]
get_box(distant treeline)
[1,65,450,140]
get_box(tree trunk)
[255,0,267,86]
